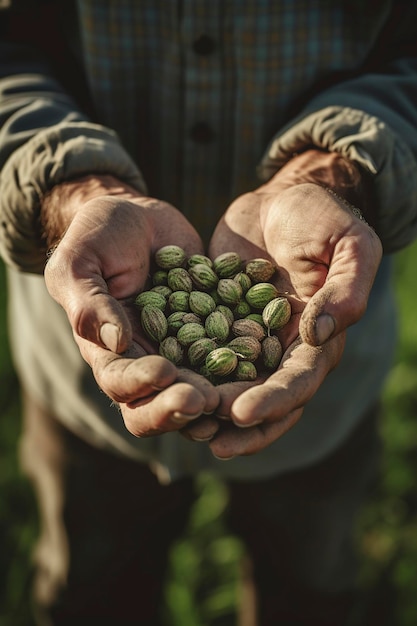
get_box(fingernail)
[234,419,263,428]
[216,414,231,421]
[212,453,236,461]
[100,323,121,352]
[171,411,201,425]
[190,434,215,442]
[315,314,335,344]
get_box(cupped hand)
[205,152,382,458]
[73,338,220,437]
[43,176,220,436]
[205,333,345,459]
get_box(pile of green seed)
[135,245,291,383]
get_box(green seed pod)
[159,336,184,365]
[177,322,207,346]
[209,289,222,305]
[205,310,231,343]
[141,305,168,343]
[231,318,266,341]
[205,347,238,377]
[187,254,213,268]
[151,285,172,299]
[152,270,169,286]
[233,271,252,293]
[167,311,188,334]
[216,278,243,305]
[182,312,203,325]
[168,290,190,312]
[227,335,262,362]
[212,251,242,278]
[189,291,217,317]
[245,258,276,283]
[233,300,252,319]
[198,364,218,384]
[189,263,219,290]
[261,335,283,370]
[167,267,193,292]
[262,297,291,331]
[154,245,187,269]
[187,337,218,367]
[135,290,167,311]
[245,312,266,327]
[234,361,258,381]
[245,282,280,309]
[215,304,234,327]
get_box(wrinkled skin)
[203,180,381,458]
[43,153,383,458]
[44,187,221,437]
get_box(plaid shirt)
[77,0,389,240]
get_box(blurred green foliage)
[354,241,417,626]
[0,266,37,626]
[1,240,417,625]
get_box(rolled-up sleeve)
[0,121,147,273]
[257,0,417,255]
[258,103,417,253]
[0,38,146,273]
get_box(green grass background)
[1,240,417,625]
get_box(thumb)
[299,221,382,346]
[45,258,133,354]
[77,290,133,354]
[299,276,370,346]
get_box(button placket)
[180,3,226,231]
[189,121,216,144]
[192,33,216,56]
[189,30,217,145]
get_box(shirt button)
[192,34,215,55]
[189,122,215,144]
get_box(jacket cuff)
[0,121,147,273]
[257,106,417,253]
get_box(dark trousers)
[20,393,381,626]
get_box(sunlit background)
[1,240,417,626]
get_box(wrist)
[40,174,143,251]
[266,149,375,227]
